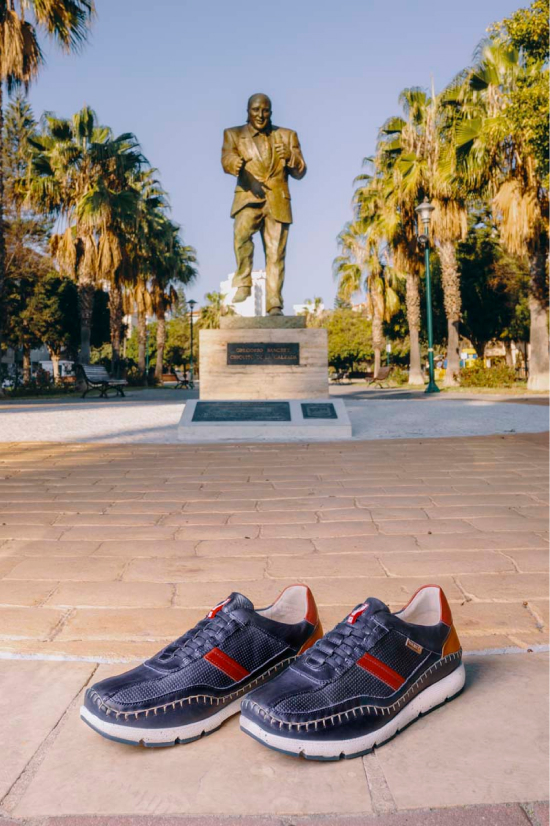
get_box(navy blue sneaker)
[240,584,465,760]
[81,586,322,747]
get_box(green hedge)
[459,361,517,388]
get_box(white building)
[220,270,267,317]
[293,300,326,316]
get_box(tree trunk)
[137,303,147,381]
[372,312,384,379]
[405,272,424,384]
[0,83,5,398]
[22,346,31,384]
[109,282,123,377]
[78,281,95,364]
[504,341,514,368]
[527,249,549,391]
[155,308,166,384]
[50,352,60,382]
[439,240,461,387]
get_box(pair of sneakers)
[81,583,465,760]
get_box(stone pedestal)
[199,317,329,400]
[177,315,351,442]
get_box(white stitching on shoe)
[90,656,297,720]
[242,651,462,732]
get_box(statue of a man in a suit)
[221,93,307,316]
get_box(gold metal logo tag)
[406,638,423,655]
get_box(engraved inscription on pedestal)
[192,401,292,422]
[227,343,300,366]
[301,402,338,420]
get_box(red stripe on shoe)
[204,647,250,682]
[357,652,405,691]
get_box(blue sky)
[27,0,518,310]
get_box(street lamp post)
[415,200,440,394]
[188,299,197,389]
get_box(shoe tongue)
[345,597,389,626]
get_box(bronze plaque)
[227,343,299,365]
[301,403,337,420]
[192,402,291,422]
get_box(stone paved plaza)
[0,429,548,823]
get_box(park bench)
[75,364,127,399]
[365,366,392,387]
[330,370,349,384]
[172,368,191,389]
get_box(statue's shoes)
[240,585,465,760]
[233,287,251,302]
[80,586,322,747]
[268,308,283,316]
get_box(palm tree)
[28,109,146,363]
[334,215,400,377]
[0,0,95,353]
[355,156,424,384]
[199,292,235,329]
[380,88,468,386]
[449,38,549,390]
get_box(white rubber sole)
[80,695,243,747]
[240,663,466,760]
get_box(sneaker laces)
[306,617,376,671]
[158,610,233,662]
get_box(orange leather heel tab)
[304,586,318,625]
[299,619,324,654]
[439,589,453,626]
[442,624,461,657]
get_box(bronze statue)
[221,94,306,316]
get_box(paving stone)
[377,519,477,535]
[267,552,385,579]
[416,532,547,551]
[0,526,64,540]
[313,535,419,553]
[452,602,540,635]
[0,579,56,606]
[257,496,356,511]
[57,607,205,641]
[58,526,178,541]
[431,494,539,507]
[0,539,100,557]
[529,601,549,627]
[0,555,23,576]
[467,516,549,533]
[173,525,261,540]
[175,579,297,609]
[183,499,258,512]
[261,522,378,539]
[124,556,266,583]
[365,508,428,522]
[93,541,196,558]
[195,538,315,557]
[0,512,58,525]
[376,654,549,809]
[0,659,95,800]
[228,510,318,524]
[13,671,371,817]
[54,514,161,526]
[529,801,549,826]
[458,573,550,601]
[379,550,514,576]
[159,514,230,526]
[0,606,65,639]
[5,557,125,582]
[356,496,436,508]
[46,581,174,609]
[424,505,521,519]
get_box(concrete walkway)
[0,431,547,822]
[0,388,547,443]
